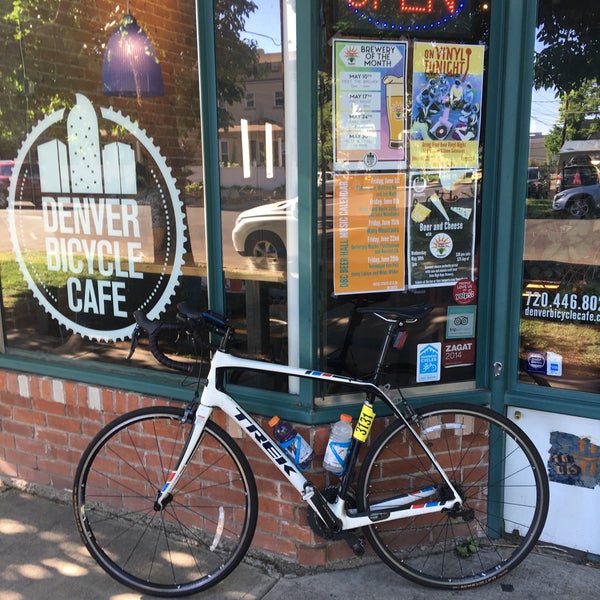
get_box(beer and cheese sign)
[8,94,187,341]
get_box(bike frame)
[155,349,463,531]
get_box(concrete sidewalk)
[1,482,598,600]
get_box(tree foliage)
[534,1,600,95]
[214,0,259,130]
[0,0,260,158]
[535,2,600,158]
[543,82,600,158]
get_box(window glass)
[319,1,490,391]
[218,0,291,387]
[519,2,600,392]
[0,1,206,371]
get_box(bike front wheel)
[73,406,258,597]
[357,402,549,590]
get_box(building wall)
[0,367,387,566]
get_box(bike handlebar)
[129,304,233,374]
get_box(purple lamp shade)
[102,14,164,97]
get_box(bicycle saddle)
[356,304,433,322]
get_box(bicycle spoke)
[358,403,548,590]
[74,407,258,596]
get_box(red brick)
[33,398,67,416]
[46,415,82,434]
[259,496,298,521]
[3,392,31,409]
[256,513,282,535]
[3,420,35,439]
[278,519,314,546]
[17,466,48,485]
[5,373,19,395]
[16,437,46,457]
[326,539,362,562]
[37,428,69,447]
[297,544,327,566]
[13,408,46,427]
[63,381,77,404]
[5,447,38,469]
[0,459,18,477]
[0,432,15,449]
[252,531,297,557]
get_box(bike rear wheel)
[357,402,548,589]
[73,406,258,597]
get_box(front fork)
[154,403,212,510]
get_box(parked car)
[555,162,599,194]
[0,160,42,207]
[317,171,334,196]
[0,160,14,208]
[552,183,600,218]
[231,200,289,262]
[527,166,548,198]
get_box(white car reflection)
[231,200,290,262]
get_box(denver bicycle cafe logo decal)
[8,94,187,341]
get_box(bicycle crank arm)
[304,483,343,532]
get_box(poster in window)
[407,170,477,288]
[333,173,406,295]
[410,42,485,169]
[333,40,408,171]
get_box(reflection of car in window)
[317,171,334,196]
[231,200,289,263]
[18,163,42,207]
[527,166,548,199]
[553,183,600,218]
[0,160,14,208]
[1,160,42,207]
[555,161,599,194]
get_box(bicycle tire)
[73,406,258,597]
[357,402,549,590]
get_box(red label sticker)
[453,279,477,305]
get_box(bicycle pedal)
[342,532,365,556]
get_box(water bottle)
[269,416,314,470]
[323,414,353,475]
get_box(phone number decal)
[523,291,600,323]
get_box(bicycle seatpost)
[371,320,399,387]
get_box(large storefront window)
[217,0,290,372]
[210,0,303,399]
[0,1,205,370]
[318,2,490,391]
[519,2,600,392]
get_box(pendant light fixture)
[102,1,164,97]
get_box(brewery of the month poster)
[407,170,477,288]
[410,42,485,169]
[334,173,406,295]
[333,39,408,171]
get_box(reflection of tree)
[0,0,63,157]
[318,71,333,169]
[544,82,600,158]
[535,2,600,153]
[0,1,260,159]
[535,2,600,94]
[215,0,260,130]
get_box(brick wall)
[0,368,376,568]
